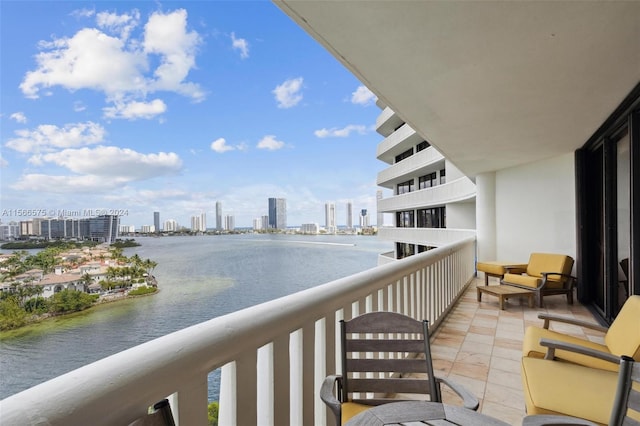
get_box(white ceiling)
[275,1,640,178]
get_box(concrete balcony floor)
[429,278,605,425]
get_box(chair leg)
[536,291,544,308]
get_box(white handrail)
[0,236,476,426]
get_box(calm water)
[0,234,391,400]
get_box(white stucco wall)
[446,201,476,230]
[495,153,576,263]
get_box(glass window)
[440,169,446,184]
[397,179,414,195]
[395,147,413,163]
[396,210,414,228]
[416,141,430,152]
[418,172,437,189]
[417,207,445,228]
[396,242,415,259]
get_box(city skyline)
[0,2,384,229]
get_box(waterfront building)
[140,225,155,233]
[268,198,286,230]
[0,221,20,240]
[324,202,336,234]
[359,209,370,229]
[300,223,319,234]
[225,215,235,231]
[375,101,477,260]
[19,220,33,237]
[261,215,269,231]
[37,215,119,243]
[120,225,135,234]
[346,201,353,230]
[216,201,223,231]
[163,219,178,232]
[252,217,262,231]
[153,212,160,234]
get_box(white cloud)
[273,77,303,108]
[314,124,368,138]
[351,85,376,105]
[0,153,7,168]
[103,99,167,120]
[21,28,147,99]
[40,146,183,179]
[143,9,203,100]
[257,135,285,151]
[96,10,140,40]
[19,9,204,115]
[231,32,249,59]
[5,122,106,154]
[211,137,234,153]
[10,112,27,123]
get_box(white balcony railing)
[0,237,477,426]
[377,177,477,212]
[377,147,445,188]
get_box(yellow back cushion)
[606,295,640,359]
[527,253,573,281]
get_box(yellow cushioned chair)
[320,312,478,425]
[501,253,576,307]
[521,352,640,426]
[522,295,640,372]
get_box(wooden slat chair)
[320,311,479,426]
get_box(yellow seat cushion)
[521,357,617,425]
[477,261,527,276]
[605,295,640,360]
[503,273,541,289]
[341,402,373,425]
[523,326,617,372]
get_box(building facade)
[375,101,477,259]
[268,198,287,230]
[324,202,336,234]
[153,212,160,233]
[216,201,223,231]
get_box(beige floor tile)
[481,400,525,425]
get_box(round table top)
[345,401,511,426]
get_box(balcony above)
[375,106,405,137]
[377,147,445,189]
[377,177,476,213]
[376,123,426,165]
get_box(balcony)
[376,123,427,165]
[375,106,405,138]
[377,177,477,213]
[377,147,445,189]
[0,236,602,426]
[378,227,477,248]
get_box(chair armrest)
[537,313,608,332]
[320,375,342,425]
[522,414,599,426]
[539,338,620,364]
[540,272,577,289]
[435,376,479,411]
[503,265,527,274]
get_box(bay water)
[0,233,391,401]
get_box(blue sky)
[0,1,385,229]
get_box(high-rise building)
[374,101,476,259]
[164,219,178,232]
[153,212,160,233]
[360,209,370,229]
[36,215,119,243]
[261,215,269,230]
[346,201,353,229]
[225,215,235,231]
[216,201,222,231]
[253,217,262,231]
[325,202,336,234]
[268,198,287,230]
[191,212,207,232]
